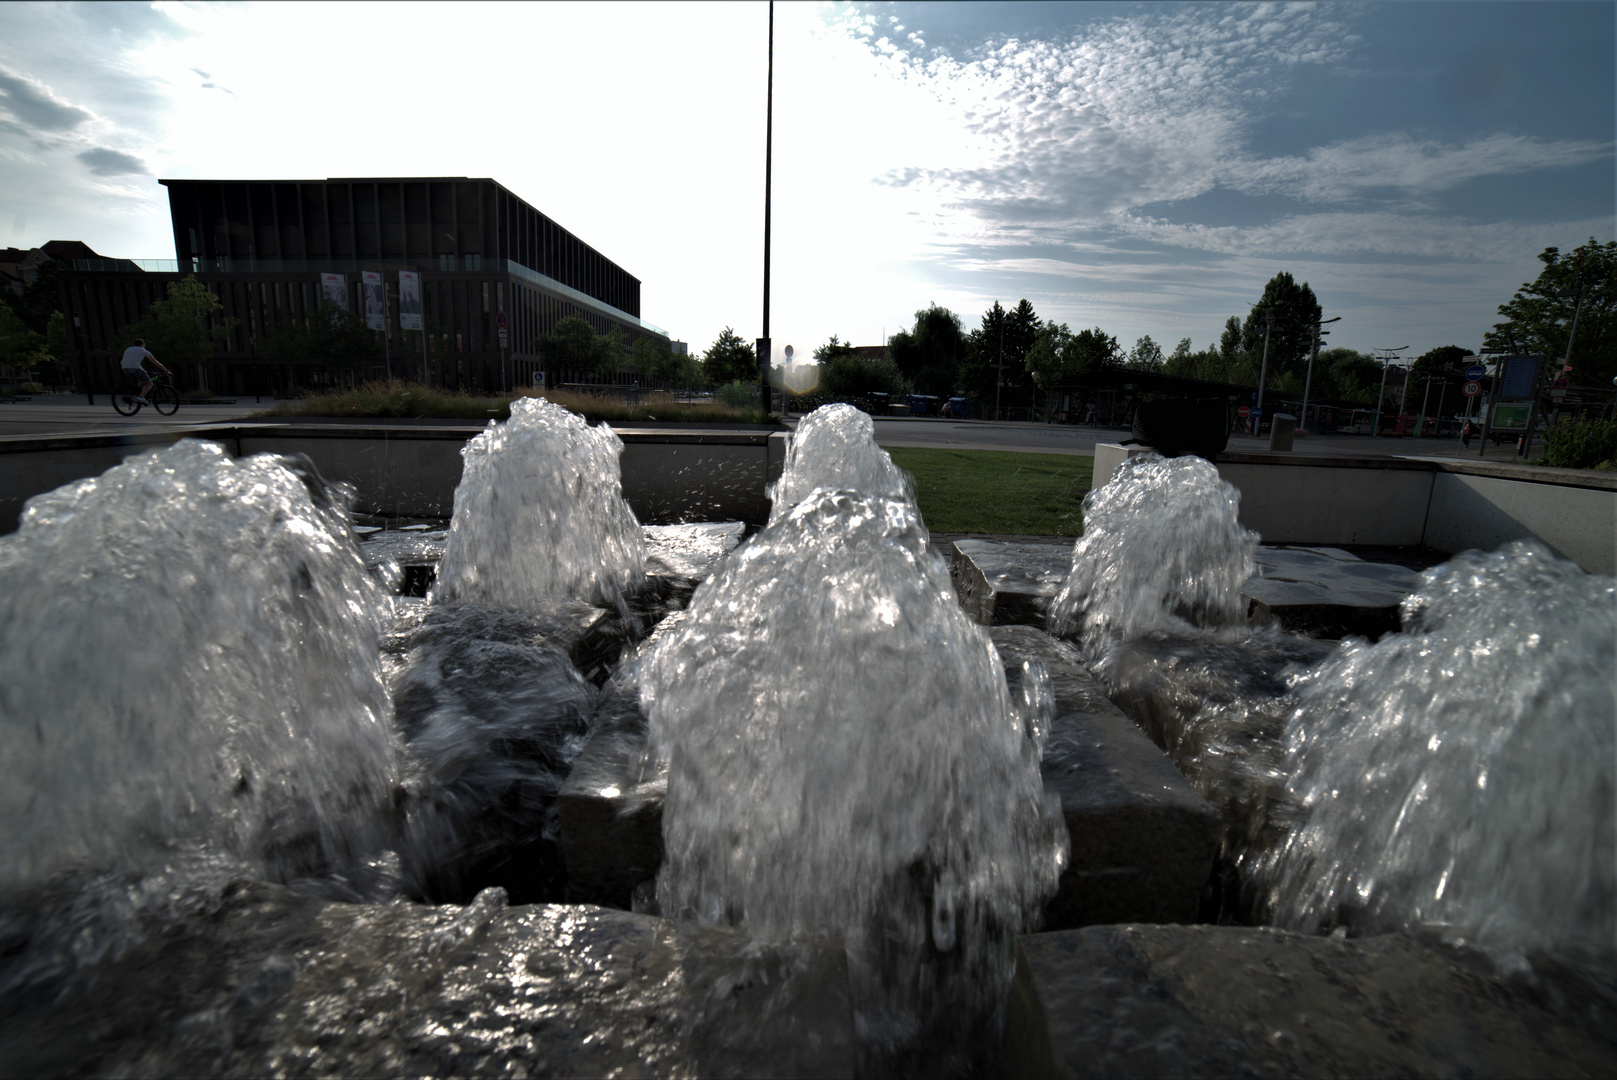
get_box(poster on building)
[399,271,423,330]
[362,271,385,330]
[321,272,348,310]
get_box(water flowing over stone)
[768,403,915,524]
[642,488,1067,1074]
[1257,540,1617,967]
[0,441,399,893]
[1049,453,1256,650]
[435,396,645,610]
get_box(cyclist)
[120,339,170,405]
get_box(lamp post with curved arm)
[1299,315,1341,433]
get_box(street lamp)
[1370,347,1408,437]
[1299,316,1341,433]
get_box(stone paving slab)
[993,627,1220,930]
[953,540,1425,638]
[0,881,854,1079]
[1020,923,1617,1079]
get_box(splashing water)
[768,403,915,524]
[0,441,398,892]
[642,489,1067,1075]
[1049,453,1256,650]
[1257,540,1616,967]
[435,396,645,610]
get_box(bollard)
[1269,413,1298,451]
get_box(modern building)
[56,177,668,395]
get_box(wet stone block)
[557,682,666,910]
[0,882,855,1079]
[1020,924,1617,1079]
[993,627,1220,930]
[952,540,1071,626]
[1247,545,1420,639]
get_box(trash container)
[1269,413,1298,451]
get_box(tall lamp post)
[1299,315,1340,433]
[1370,347,1408,437]
[756,0,775,418]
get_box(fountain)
[2,406,1613,1077]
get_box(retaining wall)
[1,423,790,533]
[1093,443,1617,574]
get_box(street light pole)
[994,313,1004,422]
[1300,315,1340,433]
[1254,318,1273,433]
[1370,347,1408,437]
[757,0,774,418]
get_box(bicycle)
[112,370,180,416]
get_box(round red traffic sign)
[496,310,509,330]
[1463,380,1481,396]
[1238,405,1251,418]
[1553,375,1569,391]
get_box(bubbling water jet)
[0,440,399,893]
[768,403,915,525]
[1257,540,1616,968]
[434,396,645,611]
[643,487,1067,1076]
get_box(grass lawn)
[885,447,1093,536]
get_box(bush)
[1543,415,1617,470]
[715,381,757,409]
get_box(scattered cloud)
[0,68,94,132]
[76,147,148,177]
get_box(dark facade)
[58,177,666,395]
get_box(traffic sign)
[1250,406,1263,418]
[1465,363,1486,381]
[1238,405,1251,418]
[1553,375,1569,391]
[1463,381,1481,396]
[496,310,509,330]
[498,328,508,347]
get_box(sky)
[1,1,1612,365]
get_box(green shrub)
[715,381,757,409]
[1543,416,1617,470]
[254,380,764,424]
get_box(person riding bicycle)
[120,339,170,405]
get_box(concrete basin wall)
[1,424,790,533]
[1094,442,1617,574]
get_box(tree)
[1,259,63,336]
[117,276,235,368]
[819,353,907,399]
[1219,316,1243,366]
[1126,334,1164,372]
[0,304,47,375]
[702,326,756,385]
[888,305,966,398]
[1318,348,1382,403]
[258,301,382,380]
[1486,237,1616,385]
[1240,272,1323,380]
[813,334,857,362]
[536,316,627,381]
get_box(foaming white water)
[435,397,644,609]
[1258,541,1616,966]
[642,489,1066,1073]
[1049,453,1256,650]
[0,441,398,891]
[769,403,915,524]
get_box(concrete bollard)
[1268,412,1297,451]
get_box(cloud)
[76,147,149,177]
[190,65,235,95]
[0,68,94,132]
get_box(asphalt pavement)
[0,394,1535,463]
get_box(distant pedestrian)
[1083,401,1097,425]
[1461,420,1473,448]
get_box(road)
[1,395,1533,463]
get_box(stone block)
[1021,923,1617,1079]
[1247,545,1420,639]
[0,882,855,1078]
[993,627,1221,930]
[953,539,1423,640]
[952,540,1070,626]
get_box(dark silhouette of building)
[57,177,667,395]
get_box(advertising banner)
[362,271,385,331]
[399,271,423,331]
[320,272,347,310]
